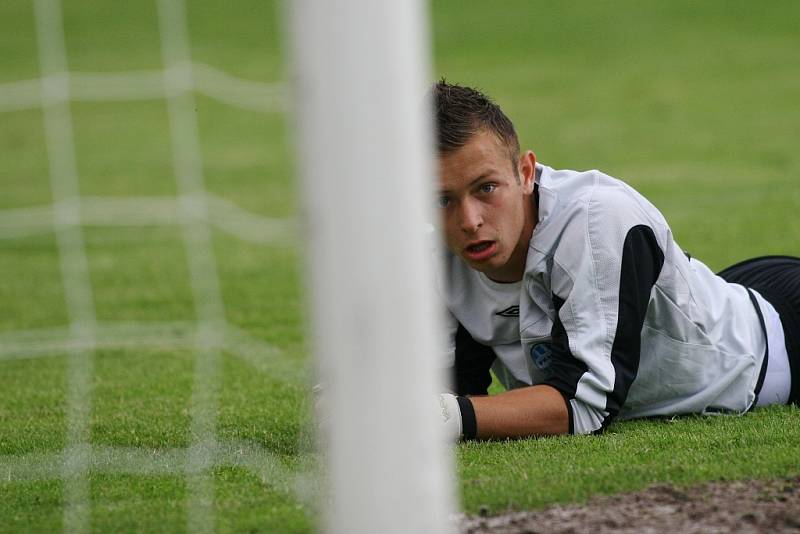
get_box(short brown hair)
[431,80,520,171]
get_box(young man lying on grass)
[434,81,800,440]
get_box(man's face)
[437,129,536,282]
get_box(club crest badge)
[530,342,553,371]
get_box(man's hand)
[438,393,463,441]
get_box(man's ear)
[519,150,537,193]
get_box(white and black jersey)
[439,164,777,435]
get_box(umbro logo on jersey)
[496,306,520,317]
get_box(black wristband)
[456,396,477,440]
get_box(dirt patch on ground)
[457,477,800,533]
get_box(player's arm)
[438,385,568,440]
[469,384,568,437]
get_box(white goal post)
[288,1,455,533]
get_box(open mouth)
[464,241,496,261]
[468,242,492,253]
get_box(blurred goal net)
[0,0,302,531]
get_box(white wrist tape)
[438,393,463,442]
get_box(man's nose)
[458,199,483,234]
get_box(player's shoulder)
[531,165,672,280]
[540,165,644,209]
[537,164,666,234]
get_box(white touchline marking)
[33,0,96,532]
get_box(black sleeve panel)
[603,224,664,427]
[543,224,664,434]
[452,323,496,396]
[542,294,589,401]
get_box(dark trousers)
[717,256,800,405]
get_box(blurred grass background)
[0,0,798,531]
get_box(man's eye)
[479,183,496,194]
[437,196,450,208]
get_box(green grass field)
[1,0,799,531]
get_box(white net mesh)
[0,0,310,530]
